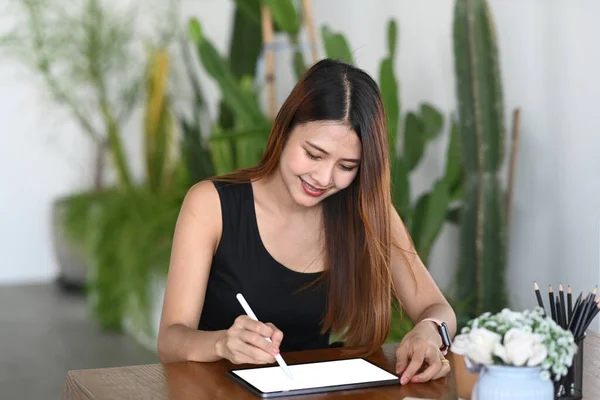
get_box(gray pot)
[51,197,87,293]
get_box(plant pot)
[473,365,553,400]
[51,196,87,293]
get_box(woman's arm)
[389,204,457,383]
[157,180,284,365]
[157,180,225,363]
[389,204,457,339]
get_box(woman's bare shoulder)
[178,180,222,241]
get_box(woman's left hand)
[395,322,451,385]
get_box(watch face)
[440,322,452,348]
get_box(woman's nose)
[311,166,333,188]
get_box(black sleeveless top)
[197,180,331,351]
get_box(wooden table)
[63,343,478,399]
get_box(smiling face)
[277,121,362,208]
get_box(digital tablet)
[227,358,400,398]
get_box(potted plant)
[0,0,177,291]
[451,307,578,399]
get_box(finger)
[233,341,275,364]
[239,330,279,360]
[400,348,425,385]
[411,351,443,383]
[265,323,284,348]
[395,344,410,375]
[238,344,276,365]
[430,358,451,381]
[237,316,275,338]
[231,336,276,364]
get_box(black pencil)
[573,291,583,317]
[573,294,593,338]
[581,297,600,334]
[567,293,583,332]
[559,284,566,327]
[578,288,598,336]
[549,285,557,323]
[567,285,573,322]
[556,296,564,329]
[560,297,567,329]
[534,282,546,315]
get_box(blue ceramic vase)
[473,365,553,400]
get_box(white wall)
[0,61,94,283]
[1,0,598,328]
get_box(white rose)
[527,343,548,366]
[503,328,548,367]
[450,333,470,355]
[505,338,532,366]
[493,342,509,363]
[504,327,530,344]
[466,328,502,365]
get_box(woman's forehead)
[294,122,361,156]
[294,121,359,144]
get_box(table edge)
[63,370,98,400]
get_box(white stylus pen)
[235,293,294,380]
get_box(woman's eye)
[305,150,319,160]
[339,164,354,172]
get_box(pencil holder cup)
[554,335,584,400]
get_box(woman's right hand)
[216,315,284,365]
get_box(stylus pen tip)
[284,366,294,380]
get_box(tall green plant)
[219,0,263,131]
[322,22,463,266]
[144,48,176,194]
[60,47,186,331]
[176,32,216,184]
[453,0,508,322]
[0,0,176,191]
[187,18,271,173]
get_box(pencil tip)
[534,282,539,290]
[559,283,564,290]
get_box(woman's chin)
[291,187,326,208]
[293,193,321,208]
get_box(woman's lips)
[300,178,326,197]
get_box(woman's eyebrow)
[305,141,361,163]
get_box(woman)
[157,59,456,385]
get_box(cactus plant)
[377,20,462,266]
[453,0,508,321]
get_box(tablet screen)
[230,358,399,394]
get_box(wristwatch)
[420,318,452,355]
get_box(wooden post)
[301,0,318,64]
[506,107,521,230]
[260,5,276,119]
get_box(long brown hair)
[212,59,398,356]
